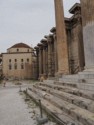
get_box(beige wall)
[2,52,33,79]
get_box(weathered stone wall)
[67,23,84,74]
[66,3,85,74]
[34,3,85,79]
[2,53,32,79]
[81,0,94,70]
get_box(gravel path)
[0,87,36,125]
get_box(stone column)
[54,0,69,75]
[45,46,48,76]
[53,34,58,74]
[76,10,85,72]
[34,46,39,79]
[41,39,47,77]
[37,43,43,77]
[43,46,46,74]
[51,36,55,76]
[50,27,58,76]
[45,35,52,77]
[80,0,94,71]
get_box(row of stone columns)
[33,0,94,79]
[34,29,57,79]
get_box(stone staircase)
[26,78,94,125]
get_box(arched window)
[9,59,11,62]
[27,58,29,62]
[15,59,17,62]
[21,59,24,62]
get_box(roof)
[8,42,31,50]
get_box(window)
[15,59,17,62]
[14,64,17,69]
[21,64,24,69]
[17,49,19,52]
[9,59,11,62]
[27,49,29,52]
[27,58,29,62]
[21,59,24,62]
[9,65,12,70]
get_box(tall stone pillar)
[41,39,47,77]
[50,27,58,75]
[54,34,58,74]
[50,35,55,76]
[78,1,94,93]
[43,46,46,74]
[45,35,52,77]
[80,0,94,71]
[54,0,69,75]
[37,43,43,77]
[45,46,48,76]
[34,46,39,79]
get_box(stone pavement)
[0,85,36,125]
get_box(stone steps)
[54,81,77,88]
[28,87,94,125]
[59,75,79,84]
[27,89,80,125]
[33,84,94,113]
[38,82,94,101]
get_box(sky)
[0,0,80,53]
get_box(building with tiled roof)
[2,42,34,79]
[8,42,31,49]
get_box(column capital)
[40,39,48,49]
[37,43,43,50]
[50,27,56,34]
[44,34,54,44]
[34,46,39,52]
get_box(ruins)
[26,1,94,125]
[0,0,94,125]
[33,1,85,79]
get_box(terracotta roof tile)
[8,42,31,49]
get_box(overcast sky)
[0,0,80,53]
